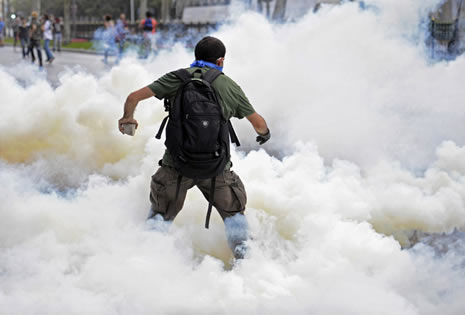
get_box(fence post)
[64,0,71,44]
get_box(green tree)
[11,0,163,20]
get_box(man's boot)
[225,214,249,259]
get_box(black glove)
[256,129,271,145]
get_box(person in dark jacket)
[29,12,43,68]
[18,17,29,58]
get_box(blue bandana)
[190,60,223,72]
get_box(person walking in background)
[42,14,54,64]
[53,17,63,52]
[102,15,116,65]
[13,17,20,52]
[118,36,271,260]
[115,13,128,61]
[50,14,56,49]
[139,11,157,58]
[18,17,29,58]
[29,12,43,68]
[0,17,5,47]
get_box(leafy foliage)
[11,0,163,20]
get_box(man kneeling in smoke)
[118,36,270,259]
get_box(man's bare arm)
[247,112,268,135]
[118,87,155,133]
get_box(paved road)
[0,45,109,86]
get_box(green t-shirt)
[147,66,256,167]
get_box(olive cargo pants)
[149,165,249,258]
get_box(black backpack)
[143,18,153,31]
[156,68,240,228]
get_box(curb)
[59,47,98,55]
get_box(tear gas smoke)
[1,1,465,314]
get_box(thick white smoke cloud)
[222,2,465,168]
[1,1,465,314]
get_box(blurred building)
[284,0,343,20]
[178,0,357,24]
[183,0,231,5]
[429,0,465,59]
[181,0,232,24]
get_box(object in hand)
[122,123,136,136]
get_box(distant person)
[0,17,4,47]
[13,17,21,51]
[50,15,55,48]
[126,26,139,46]
[42,14,55,63]
[102,15,116,65]
[139,11,157,58]
[118,36,271,259]
[115,13,128,60]
[18,17,29,58]
[29,11,43,68]
[53,17,63,52]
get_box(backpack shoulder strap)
[155,69,191,140]
[201,68,223,84]
[205,177,216,229]
[172,68,192,83]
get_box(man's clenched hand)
[256,129,270,145]
[118,117,138,134]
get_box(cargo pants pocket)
[225,170,247,212]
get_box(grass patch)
[63,41,94,50]
[2,37,94,50]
